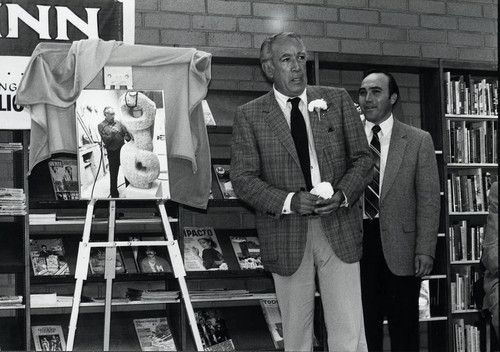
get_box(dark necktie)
[289,97,312,191]
[365,125,381,219]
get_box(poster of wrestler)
[75,89,170,200]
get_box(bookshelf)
[440,61,498,352]
[0,130,30,351]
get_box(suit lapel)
[263,91,301,167]
[381,119,406,203]
[307,88,326,168]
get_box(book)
[133,317,177,351]
[89,247,127,275]
[31,325,66,351]
[260,299,284,349]
[183,227,228,271]
[29,238,70,276]
[213,165,237,199]
[47,158,79,200]
[195,309,235,351]
[229,236,263,270]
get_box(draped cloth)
[16,39,212,209]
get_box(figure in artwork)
[119,91,161,189]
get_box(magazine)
[133,317,177,351]
[183,227,228,271]
[229,236,263,270]
[75,89,170,200]
[260,299,284,349]
[195,309,235,351]
[89,247,127,275]
[29,238,70,276]
[134,240,173,274]
[213,165,237,199]
[47,158,79,200]
[31,325,66,351]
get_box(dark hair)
[103,106,113,115]
[363,69,400,104]
[260,32,306,66]
[198,237,217,248]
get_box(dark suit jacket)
[230,86,373,276]
[377,119,440,276]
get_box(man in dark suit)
[98,106,130,198]
[230,32,373,351]
[358,70,440,352]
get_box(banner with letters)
[0,0,134,129]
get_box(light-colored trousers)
[272,218,368,352]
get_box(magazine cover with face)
[75,89,170,200]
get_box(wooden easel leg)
[103,200,117,351]
[67,199,97,351]
[157,201,204,351]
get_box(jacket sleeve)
[415,132,441,258]
[482,182,498,276]
[230,106,290,219]
[335,89,374,204]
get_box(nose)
[290,57,301,72]
[365,91,374,102]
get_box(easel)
[66,198,204,351]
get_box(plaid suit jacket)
[230,86,373,276]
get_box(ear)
[390,93,397,105]
[261,61,274,80]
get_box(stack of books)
[0,142,23,152]
[126,288,179,302]
[0,188,26,215]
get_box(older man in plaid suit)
[230,32,373,352]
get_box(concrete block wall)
[135,0,497,63]
[135,0,496,128]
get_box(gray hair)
[259,32,306,65]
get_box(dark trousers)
[361,219,421,352]
[106,148,128,198]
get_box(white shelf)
[445,114,498,120]
[447,163,498,168]
[450,260,480,265]
[449,211,488,216]
[422,274,447,280]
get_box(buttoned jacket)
[377,118,440,276]
[230,85,373,276]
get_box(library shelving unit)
[440,60,498,352]
[0,129,30,351]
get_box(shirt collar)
[364,114,394,137]
[273,86,308,108]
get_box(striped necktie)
[365,125,381,219]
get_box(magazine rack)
[67,199,204,351]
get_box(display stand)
[66,199,204,351]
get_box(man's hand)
[291,192,319,215]
[415,254,434,277]
[314,190,344,216]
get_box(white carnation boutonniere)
[354,102,365,120]
[308,98,328,121]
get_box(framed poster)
[75,89,170,200]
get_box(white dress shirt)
[363,114,394,191]
[274,87,330,214]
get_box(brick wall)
[135,0,497,63]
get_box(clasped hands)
[291,190,344,216]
